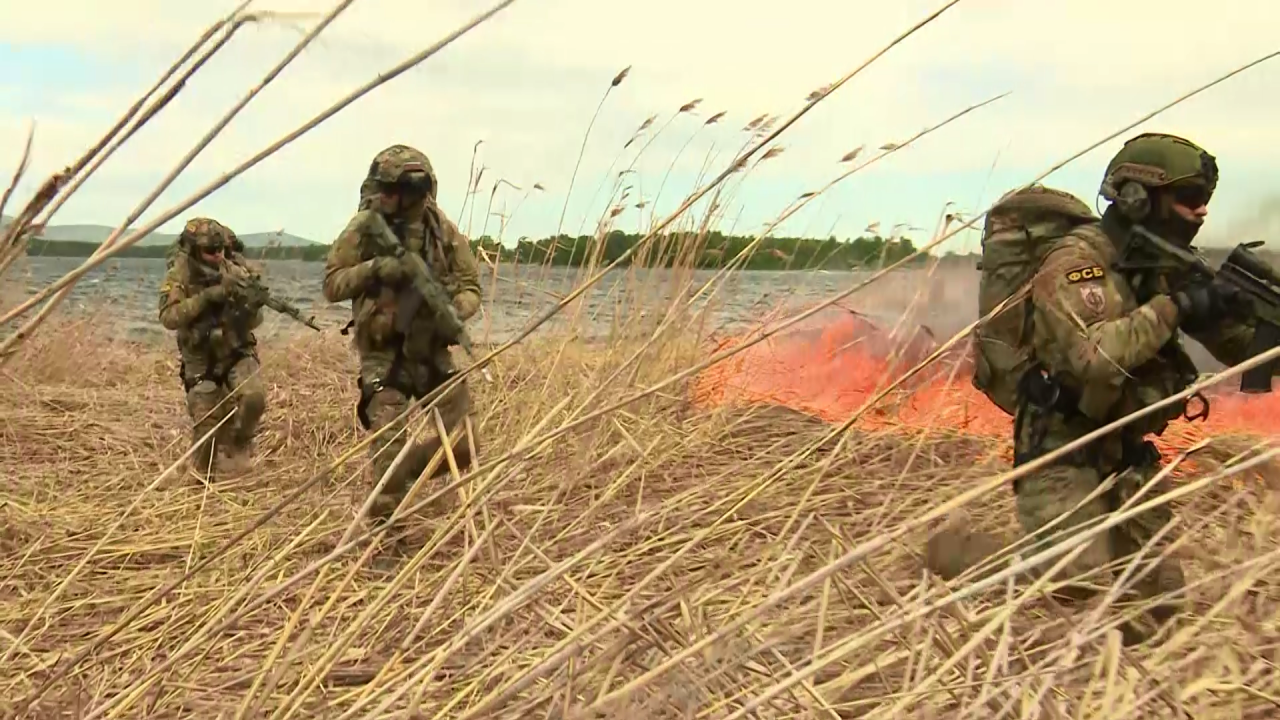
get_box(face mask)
[1152,213,1203,244]
[1149,184,1208,245]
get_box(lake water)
[2,256,985,345]
[1,256,1225,371]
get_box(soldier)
[158,217,268,480]
[322,144,483,524]
[961,133,1263,644]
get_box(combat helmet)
[365,144,437,200]
[167,217,231,271]
[1098,133,1218,221]
[180,217,232,251]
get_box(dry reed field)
[4,2,1280,718]
[4,286,1280,719]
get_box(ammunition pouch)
[1012,365,1087,463]
[179,345,257,393]
[1011,364,1166,492]
[354,349,458,430]
[1012,365,1098,489]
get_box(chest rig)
[1014,246,1207,474]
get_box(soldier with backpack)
[959,133,1261,644]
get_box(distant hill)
[6,212,1279,272]
[0,214,320,247]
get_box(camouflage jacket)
[1027,213,1261,446]
[321,202,482,363]
[158,251,264,379]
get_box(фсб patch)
[1064,266,1105,284]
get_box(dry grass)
[4,4,1280,717]
[1,313,1279,719]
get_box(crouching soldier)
[158,217,267,479]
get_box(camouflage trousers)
[184,355,267,476]
[1014,458,1186,629]
[358,357,475,522]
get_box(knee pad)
[240,390,267,419]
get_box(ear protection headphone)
[1098,175,1151,222]
[1115,180,1151,221]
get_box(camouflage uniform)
[322,145,483,521]
[1013,133,1262,638]
[158,217,267,478]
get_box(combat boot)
[924,509,1013,582]
[217,445,254,477]
[186,451,218,484]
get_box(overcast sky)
[1,0,1277,251]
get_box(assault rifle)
[193,259,322,332]
[360,209,475,358]
[1123,225,1280,393]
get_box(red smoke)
[690,303,1280,473]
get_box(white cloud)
[0,0,1277,250]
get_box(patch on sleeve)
[1064,266,1105,284]
[1079,283,1107,314]
[159,280,173,295]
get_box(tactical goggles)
[379,170,433,197]
[1167,182,1210,209]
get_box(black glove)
[1173,279,1250,332]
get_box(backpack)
[164,236,186,273]
[971,184,1101,416]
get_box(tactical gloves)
[370,256,407,286]
[1173,280,1251,333]
[202,285,228,305]
[200,275,247,307]
[203,274,245,302]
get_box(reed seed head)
[678,99,703,114]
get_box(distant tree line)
[25,230,923,270]
[478,230,920,270]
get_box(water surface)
[4,257,1223,372]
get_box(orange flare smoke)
[691,303,1280,471]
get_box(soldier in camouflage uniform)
[322,144,483,523]
[1010,133,1260,642]
[158,217,268,479]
